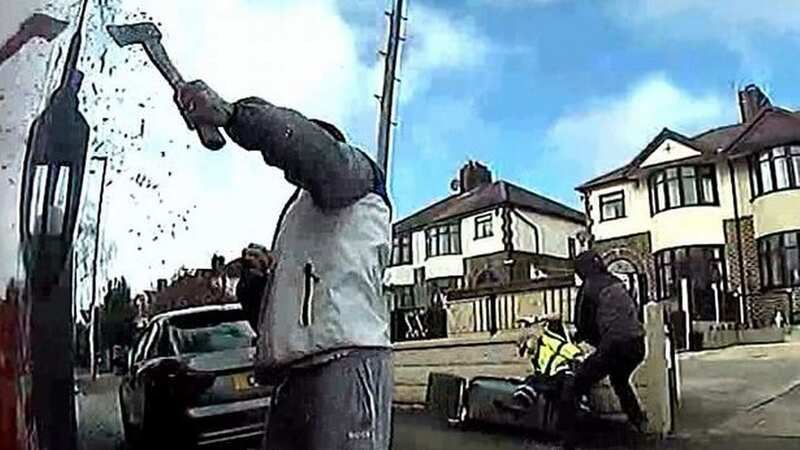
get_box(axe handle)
[143,39,226,150]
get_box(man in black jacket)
[235,243,272,331]
[559,250,647,449]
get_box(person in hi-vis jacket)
[176,80,393,450]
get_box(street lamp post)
[88,156,108,381]
[17,1,91,448]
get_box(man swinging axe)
[175,81,393,450]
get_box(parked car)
[117,303,271,448]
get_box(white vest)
[256,189,392,369]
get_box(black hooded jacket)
[236,270,268,332]
[574,250,644,349]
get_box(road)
[76,338,800,450]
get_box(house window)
[391,233,412,265]
[599,191,625,221]
[649,164,718,214]
[655,246,725,301]
[426,223,461,257]
[568,237,577,259]
[758,230,800,289]
[750,146,800,197]
[394,285,415,309]
[474,213,493,239]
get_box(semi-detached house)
[385,162,586,311]
[576,85,800,339]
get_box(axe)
[0,13,69,67]
[106,22,226,150]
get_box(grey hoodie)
[224,98,392,380]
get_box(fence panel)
[391,307,448,342]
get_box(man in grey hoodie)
[177,80,393,450]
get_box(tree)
[100,277,136,351]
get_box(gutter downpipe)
[582,191,593,249]
[728,159,748,325]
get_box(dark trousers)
[558,337,646,443]
[263,349,393,450]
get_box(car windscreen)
[168,310,256,354]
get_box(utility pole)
[376,0,406,178]
[89,155,108,381]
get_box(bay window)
[649,164,718,214]
[426,222,461,257]
[655,246,725,301]
[750,146,800,196]
[758,230,800,289]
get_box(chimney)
[458,161,492,193]
[738,84,771,123]
[157,278,168,291]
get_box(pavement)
[74,337,800,450]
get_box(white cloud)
[546,73,730,175]
[399,3,491,102]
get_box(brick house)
[146,254,236,316]
[576,84,800,337]
[385,161,587,311]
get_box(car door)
[127,322,160,427]
[120,324,150,425]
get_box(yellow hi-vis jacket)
[527,329,583,377]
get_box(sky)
[3,0,800,303]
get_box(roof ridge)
[393,181,502,228]
[721,106,779,153]
[690,123,741,140]
[505,181,583,215]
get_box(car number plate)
[232,372,256,391]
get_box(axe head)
[106,22,162,47]
[25,13,69,41]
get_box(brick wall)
[592,232,656,302]
[749,291,791,327]
[723,216,760,297]
[792,288,800,325]
[722,216,796,326]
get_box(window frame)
[654,245,726,301]
[425,222,462,258]
[132,323,155,364]
[391,232,413,266]
[568,237,577,259]
[649,164,719,215]
[474,213,493,240]
[758,229,800,289]
[599,190,626,222]
[749,145,800,199]
[393,285,416,309]
[142,322,162,362]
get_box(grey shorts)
[262,349,393,450]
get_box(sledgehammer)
[106,22,226,150]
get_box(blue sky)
[380,0,800,216]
